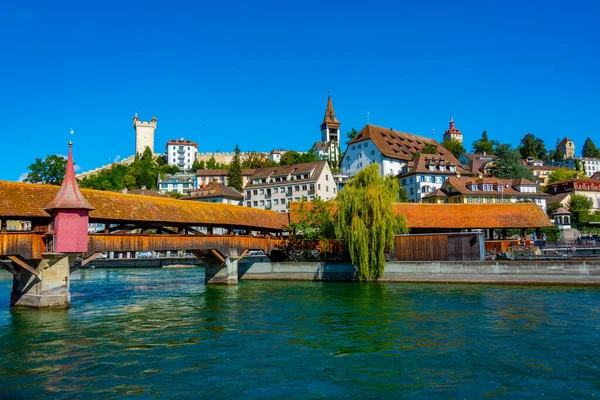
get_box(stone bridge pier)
[197,249,243,285]
[11,253,76,308]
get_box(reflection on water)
[0,268,599,398]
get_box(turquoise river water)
[0,268,599,399]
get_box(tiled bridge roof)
[0,181,289,231]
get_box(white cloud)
[74,164,81,172]
[113,155,121,163]
[17,172,28,182]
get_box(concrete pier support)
[11,253,74,309]
[205,251,239,285]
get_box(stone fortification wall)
[238,260,600,285]
[196,152,269,165]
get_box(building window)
[326,186,329,192]
[260,200,265,206]
[302,185,307,191]
[253,201,258,206]
[246,202,251,207]
[295,185,300,191]
[274,199,279,205]
[326,175,329,181]
[281,198,286,204]
[318,184,321,190]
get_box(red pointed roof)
[321,95,340,127]
[45,143,94,211]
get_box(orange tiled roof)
[393,203,554,229]
[290,201,552,229]
[0,181,288,230]
[400,153,466,176]
[347,124,456,162]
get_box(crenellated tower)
[133,113,157,155]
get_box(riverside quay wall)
[238,260,600,285]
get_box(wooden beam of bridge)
[0,233,46,260]
[87,233,283,258]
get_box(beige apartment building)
[244,161,336,212]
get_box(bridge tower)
[11,142,94,308]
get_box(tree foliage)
[227,144,243,191]
[519,133,547,160]
[80,146,179,191]
[24,155,67,185]
[421,143,439,155]
[334,163,408,281]
[546,139,564,162]
[346,128,359,142]
[582,137,600,158]
[442,138,466,158]
[490,144,535,181]
[471,130,498,155]
[279,149,320,166]
[546,168,581,185]
[568,193,592,215]
[242,152,274,169]
[191,158,204,172]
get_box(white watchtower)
[133,113,157,155]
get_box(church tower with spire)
[443,114,463,144]
[319,95,341,167]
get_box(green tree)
[568,193,593,222]
[167,191,183,199]
[242,152,272,169]
[519,133,547,160]
[421,143,439,154]
[547,138,564,162]
[299,148,320,163]
[334,163,408,281]
[24,155,67,185]
[398,182,408,203]
[191,158,204,172]
[581,137,600,158]
[346,128,359,143]
[490,144,535,181]
[279,150,301,166]
[442,138,466,158]
[227,144,243,191]
[546,168,580,185]
[471,130,497,155]
[206,156,219,170]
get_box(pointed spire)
[45,143,94,211]
[321,95,340,127]
[449,112,455,128]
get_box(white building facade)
[548,157,600,177]
[341,124,459,178]
[166,139,198,171]
[244,161,336,213]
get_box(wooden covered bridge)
[0,144,289,308]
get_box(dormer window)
[470,184,478,191]
[428,165,435,171]
[449,166,456,172]
[497,185,504,192]
[439,166,446,172]
[482,184,493,191]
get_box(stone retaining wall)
[238,260,600,285]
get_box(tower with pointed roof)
[443,114,463,144]
[134,113,157,155]
[45,142,94,253]
[318,95,341,167]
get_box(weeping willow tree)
[334,163,408,281]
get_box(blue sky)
[1,0,599,181]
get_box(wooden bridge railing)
[87,233,283,258]
[0,232,47,259]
